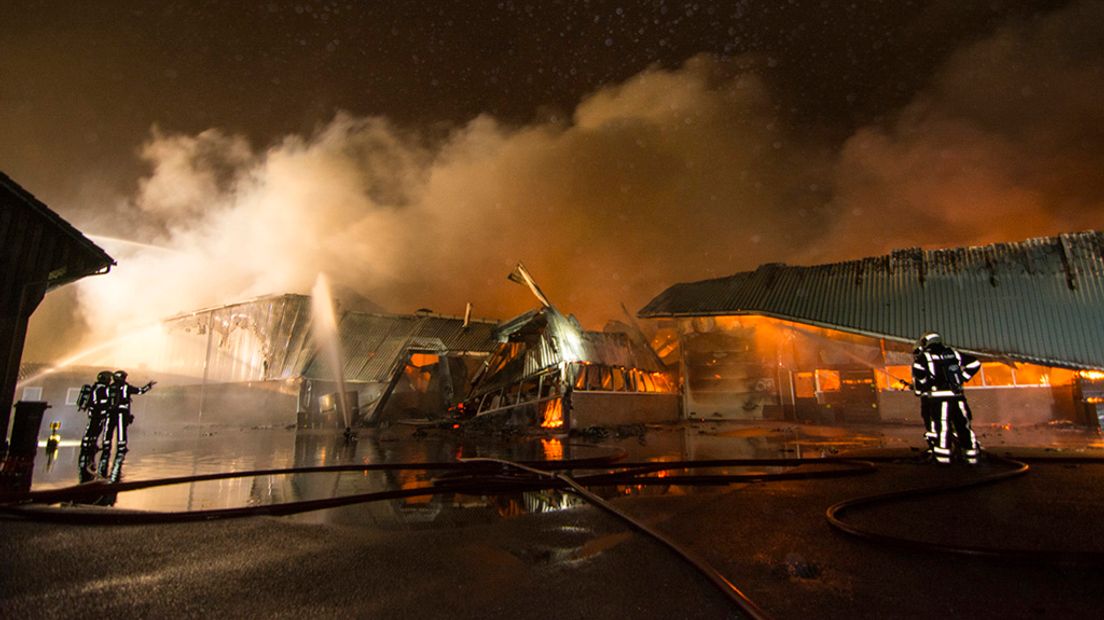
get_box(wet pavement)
[4,420,1104,618]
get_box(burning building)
[638,232,1104,428]
[462,265,678,432]
[152,294,503,427]
[20,294,500,431]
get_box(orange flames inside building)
[540,398,564,429]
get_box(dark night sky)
[2,0,1101,358]
[1,0,1068,205]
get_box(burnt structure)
[155,295,501,427]
[464,267,678,432]
[19,294,500,430]
[1,172,113,449]
[640,232,1104,427]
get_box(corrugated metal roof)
[163,294,500,383]
[639,232,1104,370]
[579,331,666,371]
[324,312,500,382]
[0,170,115,290]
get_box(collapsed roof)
[639,232,1104,370]
[472,305,665,394]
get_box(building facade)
[640,232,1104,428]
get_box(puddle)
[23,420,1104,526]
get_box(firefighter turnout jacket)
[911,344,981,397]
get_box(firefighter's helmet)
[96,370,112,383]
[113,370,128,381]
[917,332,943,349]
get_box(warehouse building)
[19,294,501,431]
[639,232,1104,428]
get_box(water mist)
[310,273,353,436]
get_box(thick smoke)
[30,1,1104,359]
[819,0,1104,258]
[73,55,828,341]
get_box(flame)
[1079,370,1104,381]
[540,398,564,429]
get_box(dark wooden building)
[1,171,114,446]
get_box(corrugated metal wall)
[320,312,499,383]
[639,232,1104,369]
[163,295,500,384]
[162,295,315,383]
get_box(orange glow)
[875,365,913,390]
[541,437,564,460]
[408,353,440,368]
[1079,370,1104,381]
[650,372,675,392]
[403,364,432,391]
[794,372,815,398]
[982,362,1014,386]
[815,369,840,392]
[1046,368,1076,386]
[540,398,564,429]
[398,470,431,504]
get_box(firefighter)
[911,332,982,464]
[98,370,155,483]
[77,370,113,482]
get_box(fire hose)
[4,450,1104,619]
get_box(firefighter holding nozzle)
[97,370,155,483]
[76,370,113,483]
[911,332,982,464]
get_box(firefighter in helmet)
[911,332,982,464]
[77,370,113,482]
[98,369,155,483]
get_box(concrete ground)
[3,440,1104,618]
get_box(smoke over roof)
[23,1,1104,361]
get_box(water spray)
[17,323,165,387]
[310,273,355,441]
[86,235,180,254]
[775,322,914,389]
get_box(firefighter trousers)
[78,410,108,482]
[98,408,131,483]
[923,396,980,464]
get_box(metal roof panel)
[639,232,1104,369]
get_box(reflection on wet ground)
[28,420,1104,527]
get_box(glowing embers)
[540,398,564,429]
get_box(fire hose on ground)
[3,450,1104,619]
